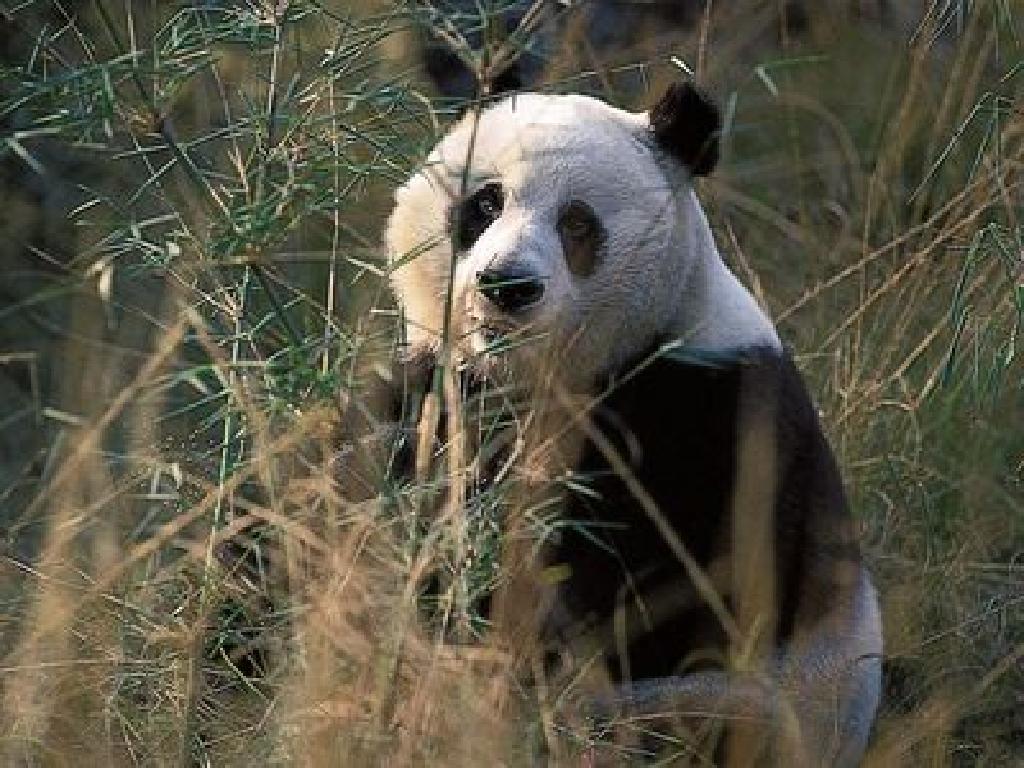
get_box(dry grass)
[0,0,1021,765]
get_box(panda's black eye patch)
[451,182,504,251]
[557,200,604,277]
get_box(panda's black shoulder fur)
[366,344,860,680]
[553,343,860,679]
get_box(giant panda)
[382,83,882,765]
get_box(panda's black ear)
[649,82,721,177]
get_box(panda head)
[386,83,766,389]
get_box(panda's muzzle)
[476,267,545,314]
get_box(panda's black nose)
[476,268,545,313]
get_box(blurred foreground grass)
[0,1,1021,765]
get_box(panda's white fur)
[384,86,882,765]
[387,93,779,389]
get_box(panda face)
[387,95,693,386]
[452,170,608,281]
[386,87,772,388]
